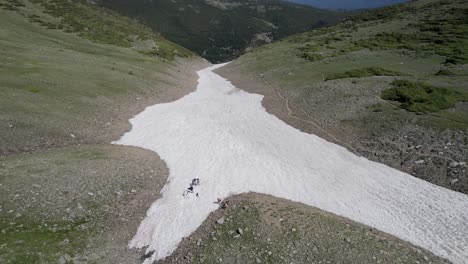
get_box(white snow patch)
[114,64,468,264]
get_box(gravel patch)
[159,193,448,264]
[216,67,468,194]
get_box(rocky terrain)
[217,67,468,195]
[0,145,168,263]
[159,194,448,264]
[216,0,468,194]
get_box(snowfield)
[115,64,468,264]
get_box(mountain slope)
[95,0,347,62]
[161,193,448,264]
[0,0,206,262]
[0,0,464,263]
[217,0,468,194]
[288,0,407,10]
[0,0,198,156]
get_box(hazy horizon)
[287,0,408,10]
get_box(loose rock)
[216,217,225,225]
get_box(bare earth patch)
[159,193,448,264]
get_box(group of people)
[181,178,228,208]
[183,178,200,197]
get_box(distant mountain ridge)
[95,0,347,62]
[287,0,407,10]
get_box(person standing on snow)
[192,178,200,186]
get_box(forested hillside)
[96,0,347,62]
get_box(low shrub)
[355,32,417,51]
[29,87,41,93]
[435,69,454,76]
[355,15,468,64]
[297,43,320,52]
[381,80,468,112]
[300,52,323,61]
[325,67,403,81]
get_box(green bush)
[29,87,41,93]
[354,13,468,64]
[356,32,417,51]
[435,69,454,76]
[300,52,323,61]
[325,67,403,81]
[381,80,468,112]
[297,43,320,52]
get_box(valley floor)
[2,0,468,263]
[115,64,468,264]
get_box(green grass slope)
[1,0,193,59]
[219,0,468,193]
[0,0,205,263]
[0,145,170,263]
[96,0,347,62]
[0,2,202,261]
[224,0,468,128]
[227,0,468,114]
[0,0,198,156]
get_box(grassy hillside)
[0,0,198,156]
[0,0,203,262]
[96,0,347,62]
[1,0,193,59]
[218,0,468,193]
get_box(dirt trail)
[256,73,359,153]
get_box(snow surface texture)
[115,64,468,264]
